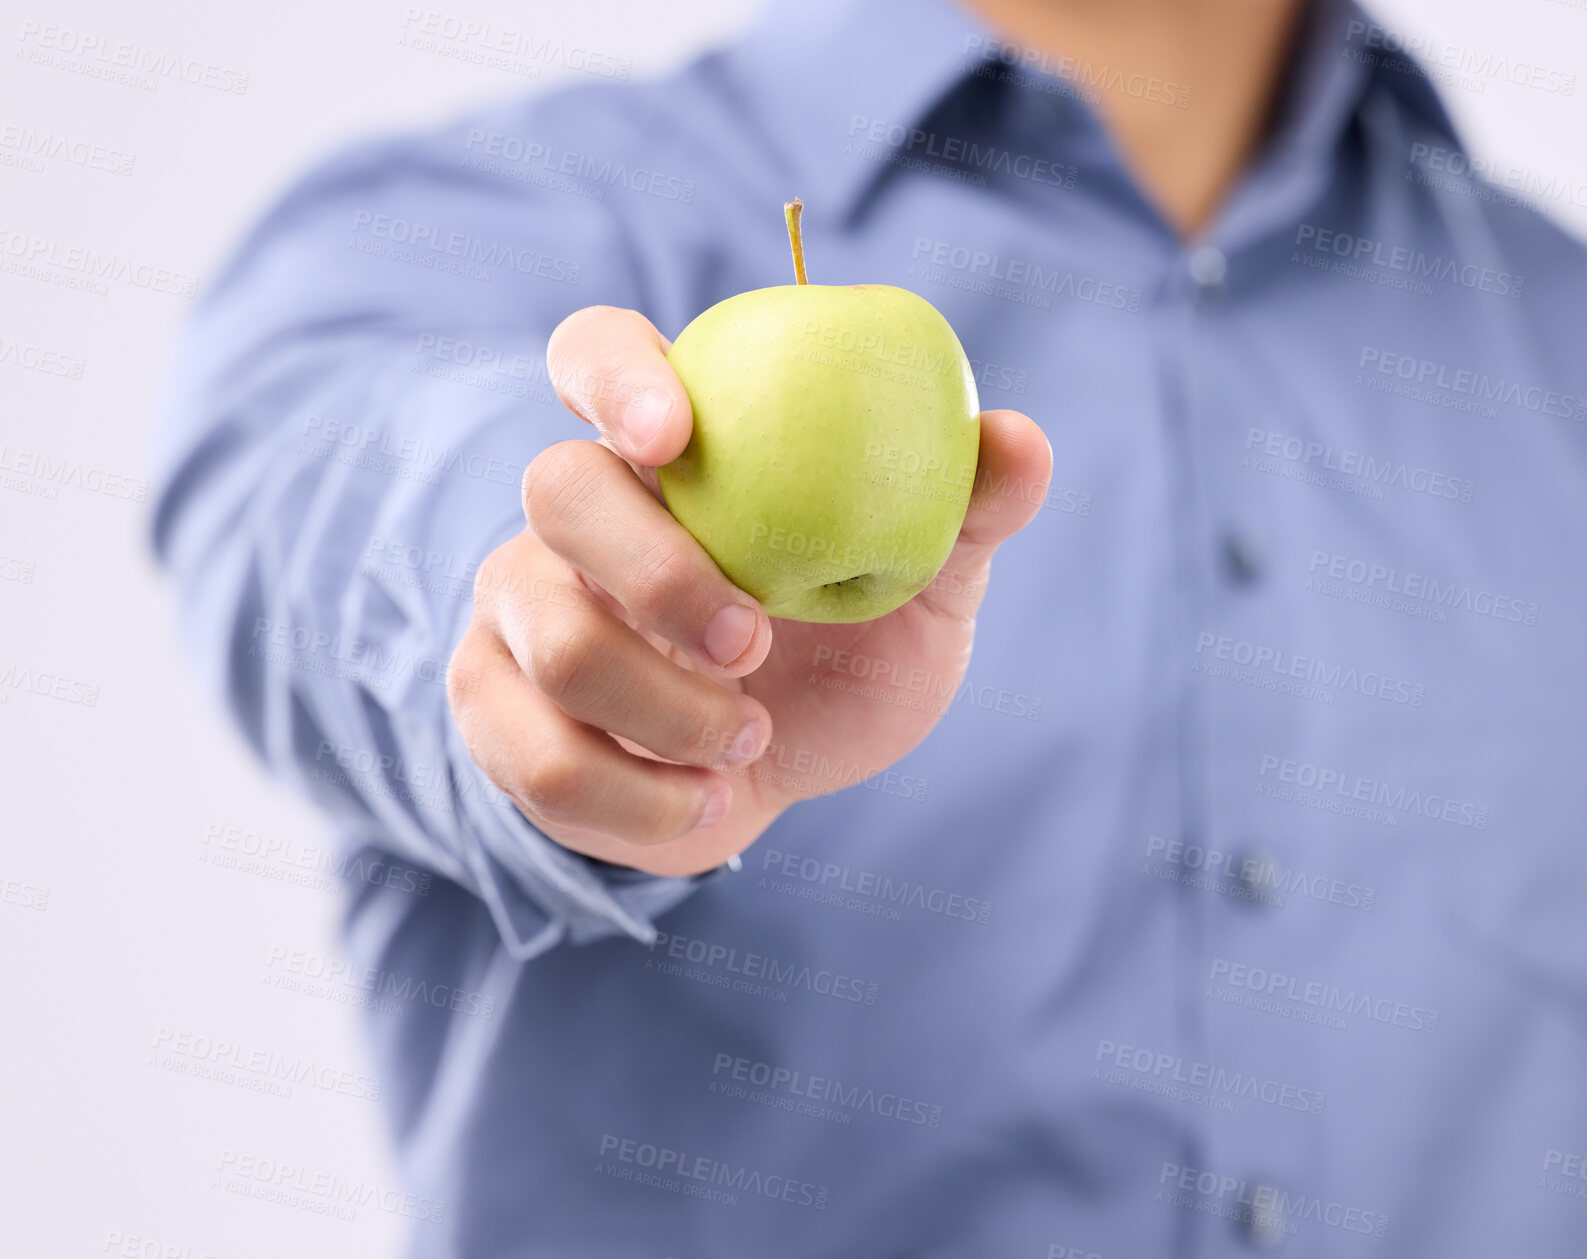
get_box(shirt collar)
[730,0,1463,231]
[1265,0,1458,163]
[1215,0,1462,249]
[730,0,995,220]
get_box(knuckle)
[662,692,731,766]
[518,745,587,824]
[627,806,683,846]
[471,547,509,611]
[518,462,535,521]
[625,537,694,625]
[445,628,486,715]
[696,700,743,762]
[587,351,644,414]
[620,777,695,845]
[524,442,605,538]
[526,610,599,705]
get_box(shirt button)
[1236,1182,1288,1250]
[1220,531,1263,585]
[1188,244,1228,289]
[1228,848,1276,908]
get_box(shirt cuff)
[440,546,717,961]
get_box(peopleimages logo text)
[648,931,880,1005]
[461,130,694,202]
[1294,224,1523,297]
[1243,428,1474,502]
[1258,756,1488,828]
[216,1150,444,1220]
[760,848,992,924]
[711,1054,943,1127]
[910,239,1141,309]
[1095,1041,1325,1115]
[1195,633,1425,707]
[963,35,1191,107]
[1207,961,1439,1033]
[1357,347,1579,420]
[1159,1163,1388,1238]
[349,211,582,282]
[1308,551,1539,625]
[1344,18,1576,97]
[848,115,1076,187]
[597,1134,829,1208]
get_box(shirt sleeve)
[150,110,711,960]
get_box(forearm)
[151,129,707,956]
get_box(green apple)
[659,199,980,623]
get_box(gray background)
[2,0,1582,1253]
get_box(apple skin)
[660,284,980,623]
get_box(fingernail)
[698,786,731,828]
[724,720,764,766]
[704,604,757,667]
[621,388,672,449]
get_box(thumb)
[911,408,1053,621]
[955,408,1054,558]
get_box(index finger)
[546,305,694,467]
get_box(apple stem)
[784,198,808,285]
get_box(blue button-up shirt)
[152,0,1587,1253]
